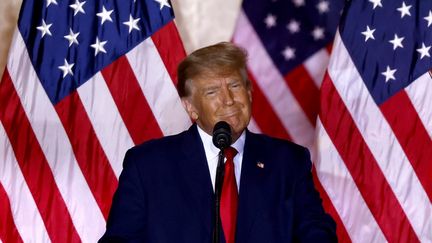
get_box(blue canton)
[18,0,173,104]
[242,0,345,76]
[340,0,432,105]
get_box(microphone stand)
[213,149,225,243]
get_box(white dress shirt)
[197,125,245,192]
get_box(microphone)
[212,121,232,149]
[212,121,232,243]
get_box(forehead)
[192,72,243,87]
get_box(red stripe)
[319,73,419,243]
[283,65,320,126]
[0,70,81,243]
[326,43,333,54]
[55,91,118,219]
[380,90,432,202]
[151,21,187,86]
[248,71,291,140]
[101,56,164,144]
[0,183,23,243]
[311,167,352,243]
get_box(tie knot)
[224,146,238,161]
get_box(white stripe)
[405,72,432,139]
[303,48,329,88]
[77,72,134,178]
[247,118,261,134]
[126,38,191,136]
[314,119,386,243]
[328,31,432,241]
[0,122,51,243]
[7,29,105,242]
[233,10,314,149]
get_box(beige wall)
[0,0,22,80]
[0,0,242,81]
[172,0,242,54]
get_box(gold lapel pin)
[257,162,265,169]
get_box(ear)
[248,89,252,103]
[181,97,199,120]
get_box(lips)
[218,110,241,118]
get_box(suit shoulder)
[124,129,189,161]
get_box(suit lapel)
[177,124,214,235]
[236,131,269,242]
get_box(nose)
[221,85,234,106]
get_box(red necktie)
[220,147,238,243]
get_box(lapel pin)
[256,162,265,169]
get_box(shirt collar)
[197,125,246,160]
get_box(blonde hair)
[177,42,250,97]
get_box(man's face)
[182,72,252,141]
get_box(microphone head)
[212,121,232,149]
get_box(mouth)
[219,110,240,118]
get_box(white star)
[381,66,397,82]
[282,46,296,60]
[312,26,325,40]
[317,1,330,14]
[361,25,375,42]
[264,14,277,28]
[417,43,431,59]
[91,37,107,56]
[369,0,382,9]
[286,19,300,34]
[424,11,432,27]
[154,0,171,10]
[58,59,74,78]
[96,6,113,25]
[397,2,411,18]
[292,0,305,7]
[123,15,141,33]
[389,34,404,50]
[69,0,86,16]
[46,0,58,7]
[36,20,53,38]
[64,28,79,47]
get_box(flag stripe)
[405,72,432,139]
[233,10,314,148]
[77,72,135,178]
[247,118,261,134]
[101,56,164,144]
[329,33,432,241]
[0,71,81,243]
[319,74,419,243]
[283,65,320,125]
[7,30,106,242]
[315,118,387,243]
[55,92,118,219]
[248,71,291,140]
[380,90,432,202]
[0,182,23,243]
[311,167,352,243]
[0,122,49,243]
[151,21,186,86]
[126,38,191,136]
[303,48,329,88]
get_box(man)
[100,42,337,242]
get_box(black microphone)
[212,121,232,243]
[212,121,232,149]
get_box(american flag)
[233,0,344,146]
[316,0,432,242]
[231,0,349,239]
[0,0,190,241]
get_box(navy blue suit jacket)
[100,124,336,242]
